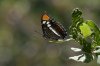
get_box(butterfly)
[41,13,67,41]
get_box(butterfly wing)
[41,13,67,40]
[42,22,61,40]
[50,20,67,39]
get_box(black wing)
[50,20,67,39]
[41,19,67,40]
[42,22,61,40]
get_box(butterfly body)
[41,13,67,41]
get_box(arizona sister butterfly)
[41,13,67,41]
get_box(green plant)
[69,8,100,64]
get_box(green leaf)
[79,23,92,38]
[86,20,100,46]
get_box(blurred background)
[0,0,100,66]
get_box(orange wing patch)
[42,14,50,20]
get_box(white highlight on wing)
[71,47,81,52]
[43,21,46,24]
[47,22,49,24]
[47,22,51,27]
[47,24,51,27]
[49,27,60,36]
[46,21,60,37]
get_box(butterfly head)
[41,13,51,24]
[42,13,50,21]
